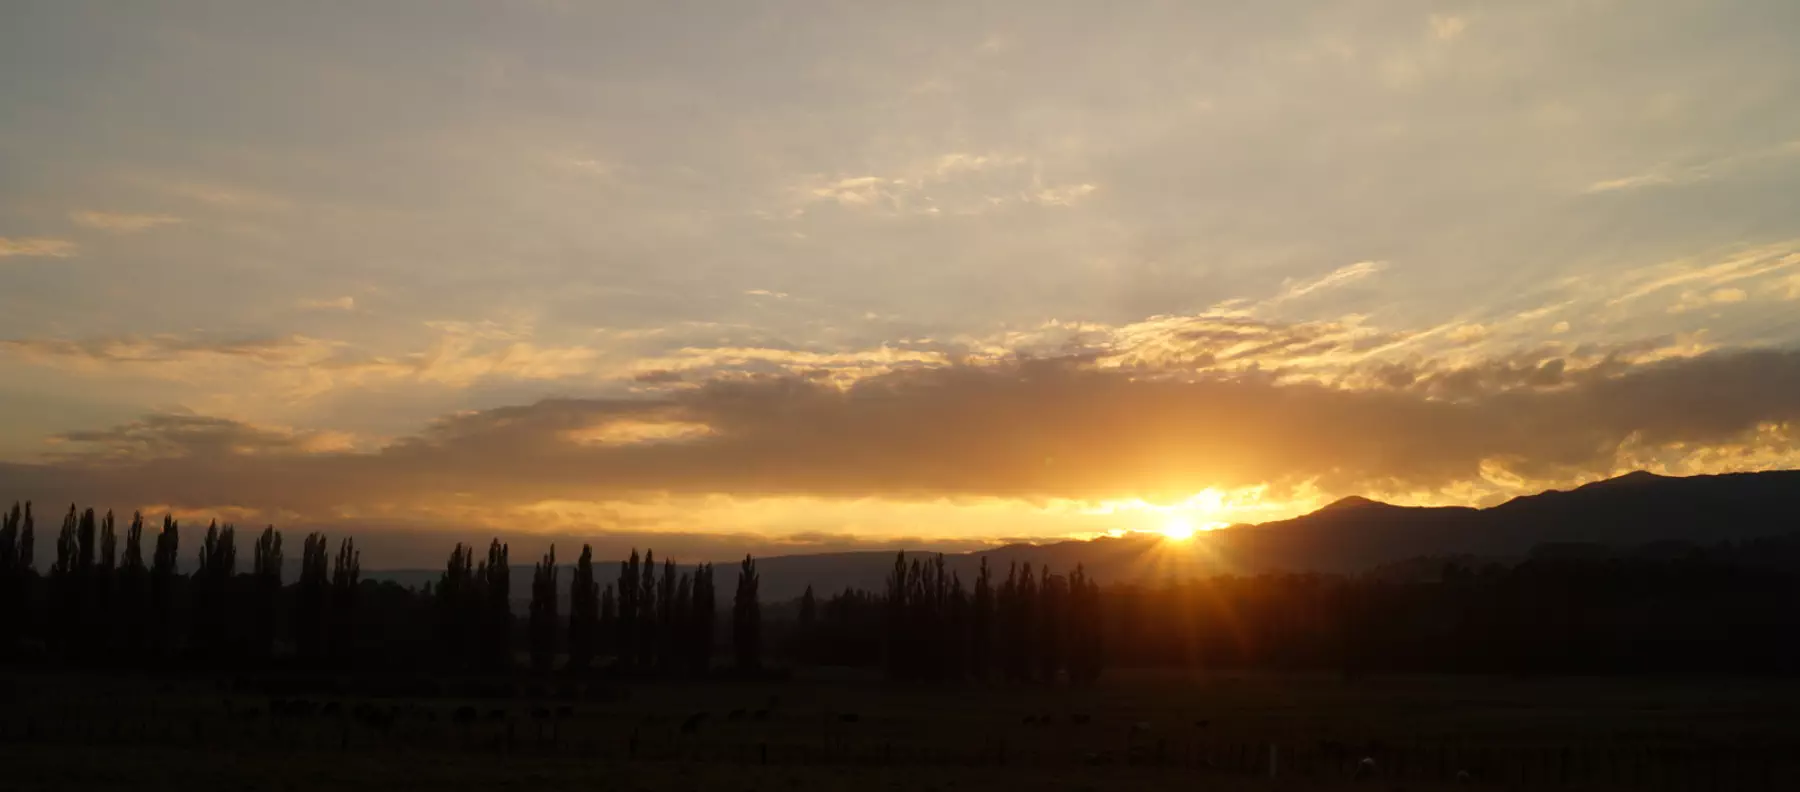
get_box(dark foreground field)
[5,669,1799,791]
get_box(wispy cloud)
[297,296,356,311]
[1270,260,1388,304]
[0,237,78,258]
[1669,287,1749,313]
[68,211,184,233]
[161,182,290,212]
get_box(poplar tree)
[529,545,559,672]
[733,554,761,671]
[568,544,599,672]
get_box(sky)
[3,0,1800,567]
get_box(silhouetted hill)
[366,469,1800,604]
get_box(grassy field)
[4,668,1799,790]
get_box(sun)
[1161,516,1197,541]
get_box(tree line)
[793,553,1107,684]
[11,498,1793,680]
[0,503,363,666]
[0,502,771,676]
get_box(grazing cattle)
[1022,715,1038,725]
[484,708,506,722]
[1039,714,1053,725]
[1130,721,1153,735]
[752,709,769,721]
[680,712,708,734]
[531,707,551,721]
[555,705,574,719]
[453,706,478,725]
[1071,713,1092,725]
[1193,719,1210,728]
[728,708,746,722]
[837,712,860,724]
[320,702,341,717]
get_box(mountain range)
[368,469,1800,604]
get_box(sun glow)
[1161,517,1197,541]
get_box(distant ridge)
[369,469,1800,602]
[1318,495,1392,512]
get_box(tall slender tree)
[0,503,24,647]
[658,556,678,669]
[482,539,511,671]
[49,505,81,657]
[193,521,238,662]
[296,533,330,663]
[251,526,282,661]
[118,512,146,648]
[616,550,640,668]
[529,545,559,673]
[568,544,599,672]
[331,538,359,663]
[150,516,179,658]
[638,550,658,669]
[436,543,477,669]
[972,557,994,682]
[690,563,715,673]
[598,582,618,662]
[733,554,761,671]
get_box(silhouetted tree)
[193,521,237,663]
[0,503,30,648]
[638,549,658,669]
[436,543,478,669]
[115,512,147,653]
[971,557,994,681]
[150,516,179,658]
[330,538,359,663]
[481,539,511,671]
[733,554,761,671]
[658,556,678,669]
[1037,568,1066,683]
[616,550,640,668]
[1067,565,1103,685]
[598,582,618,661]
[251,526,282,661]
[672,570,692,673]
[49,505,81,657]
[793,583,817,664]
[1017,563,1038,682]
[296,532,330,664]
[690,563,715,673]
[95,511,116,652]
[529,545,558,673]
[568,544,599,672]
[884,552,908,679]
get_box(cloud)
[1428,14,1468,42]
[1669,287,1748,314]
[1583,139,1800,194]
[46,413,358,463]
[68,211,184,233]
[1269,261,1387,304]
[1611,243,1800,306]
[297,296,357,311]
[0,328,606,400]
[10,347,1800,527]
[0,237,77,258]
[161,182,290,212]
